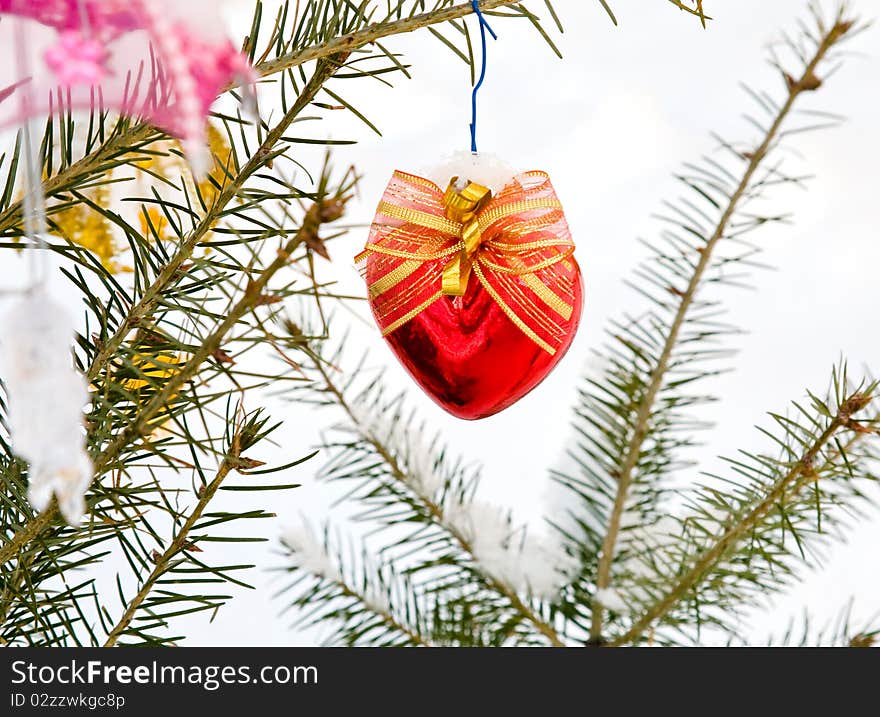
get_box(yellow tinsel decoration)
[43,121,233,272]
[120,349,185,433]
[121,351,183,392]
[50,181,126,272]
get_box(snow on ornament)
[357,152,584,419]
[1,290,92,524]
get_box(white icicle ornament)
[1,290,92,524]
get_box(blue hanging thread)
[469,0,497,153]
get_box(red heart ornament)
[360,170,583,420]
[378,270,583,419]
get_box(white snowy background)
[1,0,878,645]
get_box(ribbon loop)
[443,177,492,224]
[441,177,491,297]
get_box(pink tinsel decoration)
[0,0,255,161]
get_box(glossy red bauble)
[361,169,583,419]
[368,265,584,420]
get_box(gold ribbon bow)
[440,177,493,296]
[357,170,579,355]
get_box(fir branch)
[332,580,432,647]
[0,507,55,568]
[667,0,708,27]
[588,10,854,643]
[0,124,158,237]
[84,57,347,387]
[0,60,351,566]
[331,578,433,647]
[306,355,566,647]
[102,457,235,646]
[611,368,880,645]
[1,0,568,647]
[0,182,347,565]
[1,0,563,642]
[739,599,880,648]
[610,387,876,646]
[93,183,349,461]
[278,526,434,647]
[102,407,310,646]
[258,1,550,78]
[811,606,878,648]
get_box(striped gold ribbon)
[359,171,576,355]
